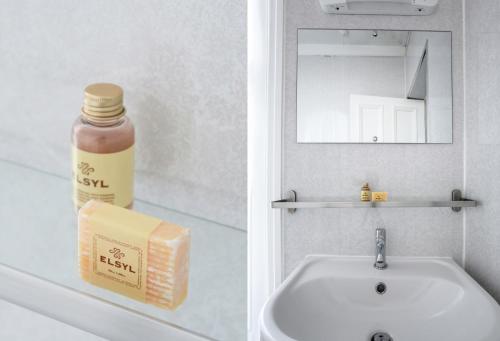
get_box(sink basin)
[260,256,500,341]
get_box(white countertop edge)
[0,263,212,341]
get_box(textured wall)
[283,0,464,275]
[464,0,500,302]
[0,0,246,230]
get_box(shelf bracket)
[274,190,297,214]
[451,189,464,212]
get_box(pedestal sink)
[260,256,500,341]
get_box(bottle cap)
[82,83,125,122]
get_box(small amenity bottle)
[360,183,371,202]
[72,83,135,210]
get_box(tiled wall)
[0,0,246,230]
[464,0,500,302]
[283,0,464,275]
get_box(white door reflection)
[350,95,425,143]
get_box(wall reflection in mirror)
[297,29,452,143]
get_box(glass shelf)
[0,159,246,341]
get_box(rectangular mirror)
[297,29,452,143]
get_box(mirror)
[297,29,452,143]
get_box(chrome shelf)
[272,189,477,213]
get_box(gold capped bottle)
[72,83,134,210]
[360,183,371,202]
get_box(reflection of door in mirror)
[350,95,425,143]
[296,29,452,143]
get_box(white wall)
[297,55,405,142]
[405,33,428,93]
[0,0,246,230]
[283,0,464,275]
[464,0,500,302]
[426,32,453,143]
[405,31,453,143]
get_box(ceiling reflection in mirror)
[297,29,452,144]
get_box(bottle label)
[72,145,134,208]
[86,202,161,301]
[360,191,371,201]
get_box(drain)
[375,282,387,295]
[370,331,393,341]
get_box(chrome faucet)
[374,228,387,270]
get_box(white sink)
[260,256,500,341]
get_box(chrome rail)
[272,190,477,213]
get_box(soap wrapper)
[372,192,388,202]
[78,200,191,309]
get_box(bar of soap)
[372,192,388,202]
[78,200,190,310]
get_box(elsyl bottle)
[360,183,371,202]
[72,83,135,209]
